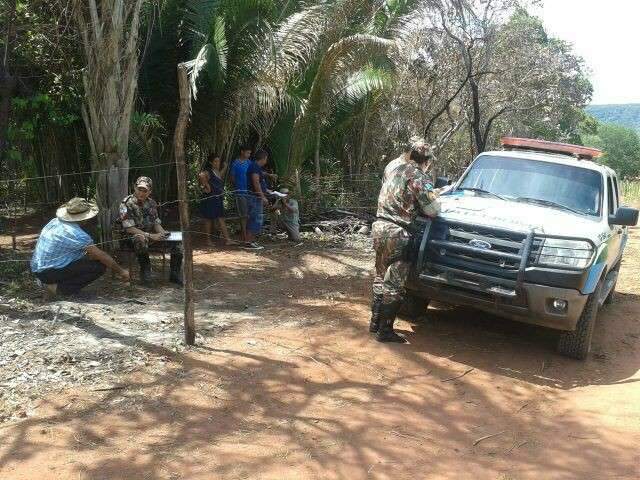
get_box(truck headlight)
[537,238,594,269]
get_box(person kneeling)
[31,197,129,298]
[271,189,301,242]
[118,176,183,286]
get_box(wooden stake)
[174,63,195,345]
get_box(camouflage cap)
[409,136,429,151]
[408,136,434,161]
[135,176,152,190]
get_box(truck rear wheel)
[401,294,430,319]
[557,281,602,360]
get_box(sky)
[535,0,640,105]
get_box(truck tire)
[557,281,602,360]
[401,294,430,319]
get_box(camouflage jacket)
[372,154,440,240]
[117,194,162,233]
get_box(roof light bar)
[501,137,603,160]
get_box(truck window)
[458,155,603,216]
[613,176,620,207]
[607,176,616,215]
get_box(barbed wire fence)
[0,162,383,262]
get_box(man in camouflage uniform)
[118,176,183,285]
[370,138,440,342]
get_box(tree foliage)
[3,0,601,217]
[582,120,640,179]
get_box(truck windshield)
[458,155,602,216]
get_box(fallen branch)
[441,367,474,382]
[473,430,505,446]
[390,430,427,442]
[333,208,361,217]
[567,434,598,440]
[124,299,147,305]
[302,354,329,367]
[92,385,128,392]
[194,282,220,292]
[507,440,528,453]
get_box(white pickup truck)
[406,138,639,359]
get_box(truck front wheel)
[557,281,602,360]
[401,294,431,319]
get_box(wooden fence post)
[174,63,196,345]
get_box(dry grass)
[622,180,640,207]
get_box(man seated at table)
[117,176,183,286]
[31,197,130,299]
[271,188,301,242]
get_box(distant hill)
[586,104,640,131]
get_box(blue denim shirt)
[30,218,93,273]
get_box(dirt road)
[1,230,639,479]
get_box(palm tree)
[73,0,146,241]
[140,0,424,185]
[176,0,329,161]
[285,0,425,184]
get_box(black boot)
[169,253,183,286]
[137,253,152,285]
[369,293,383,333]
[376,301,407,343]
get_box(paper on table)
[166,231,182,242]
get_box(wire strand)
[0,161,178,185]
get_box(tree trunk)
[294,168,302,197]
[93,158,129,241]
[0,73,15,171]
[356,98,370,179]
[174,64,195,346]
[469,77,485,154]
[314,127,321,184]
[0,0,17,173]
[74,0,144,244]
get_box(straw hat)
[56,197,99,222]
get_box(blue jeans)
[247,196,264,235]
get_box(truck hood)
[439,192,604,240]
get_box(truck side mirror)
[435,176,451,189]
[609,207,639,227]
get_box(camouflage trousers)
[372,234,411,304]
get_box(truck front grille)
[426,221,541,278]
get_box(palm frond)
[248,4,328,87]
[336,67,394,106]
[181,0,220,52]
[372,0,425,38]
[286,32,396,176]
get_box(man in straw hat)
[117,176,183,285]
[369,136,440,343]
[31,197,130,299]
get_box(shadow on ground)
[1,237,639,479]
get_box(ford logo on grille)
[469,239,492,250]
